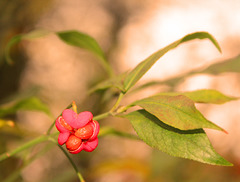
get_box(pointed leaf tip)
[123,31,222,92]
[123,110,232,166]
[133,94,224,131]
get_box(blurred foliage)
[0,0,52,100]
[0,0,52,56]
[0,1,53,181]
[149,150,240,182]
[0,97,52,118]
[131,54,240,93]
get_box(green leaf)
[201,55,240,74]
[57,31,105,60]
[88,72,127,94]
[123,32,221,92]
[57,30,113,77]
[0,86,40,105]
[133,95,224,131]
[5,29,50,64]
[124,110,232,166]
[0,97,52,118]
[156,89,238,104]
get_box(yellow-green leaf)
[156,89,238,104]
[133,95,224,131]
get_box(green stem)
[46,103,72,135]
[47,121,57,135]
[49,138,85,182]
[93,92,127,120]
[0,133,58,162]
[110,92,124,113]
[93,112,111,121]
[98,127,140,141]
[98,56,114,78]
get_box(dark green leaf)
[123,32,221,91]
[0,97,52,117]
[57,31,113,76]
[124,110,232,166]
[133,95,224,131]
[156,89,238,104]
[57,31,105,60]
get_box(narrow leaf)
[57,31,105,60]
[156,89,238,104]
[0,97,52,117]
[123,32,221,91]
[57,31,113,77]
[133,95,224,131]
[124,110,232,166]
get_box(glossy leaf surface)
[124,110,232,166]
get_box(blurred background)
[0,0,240,181]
